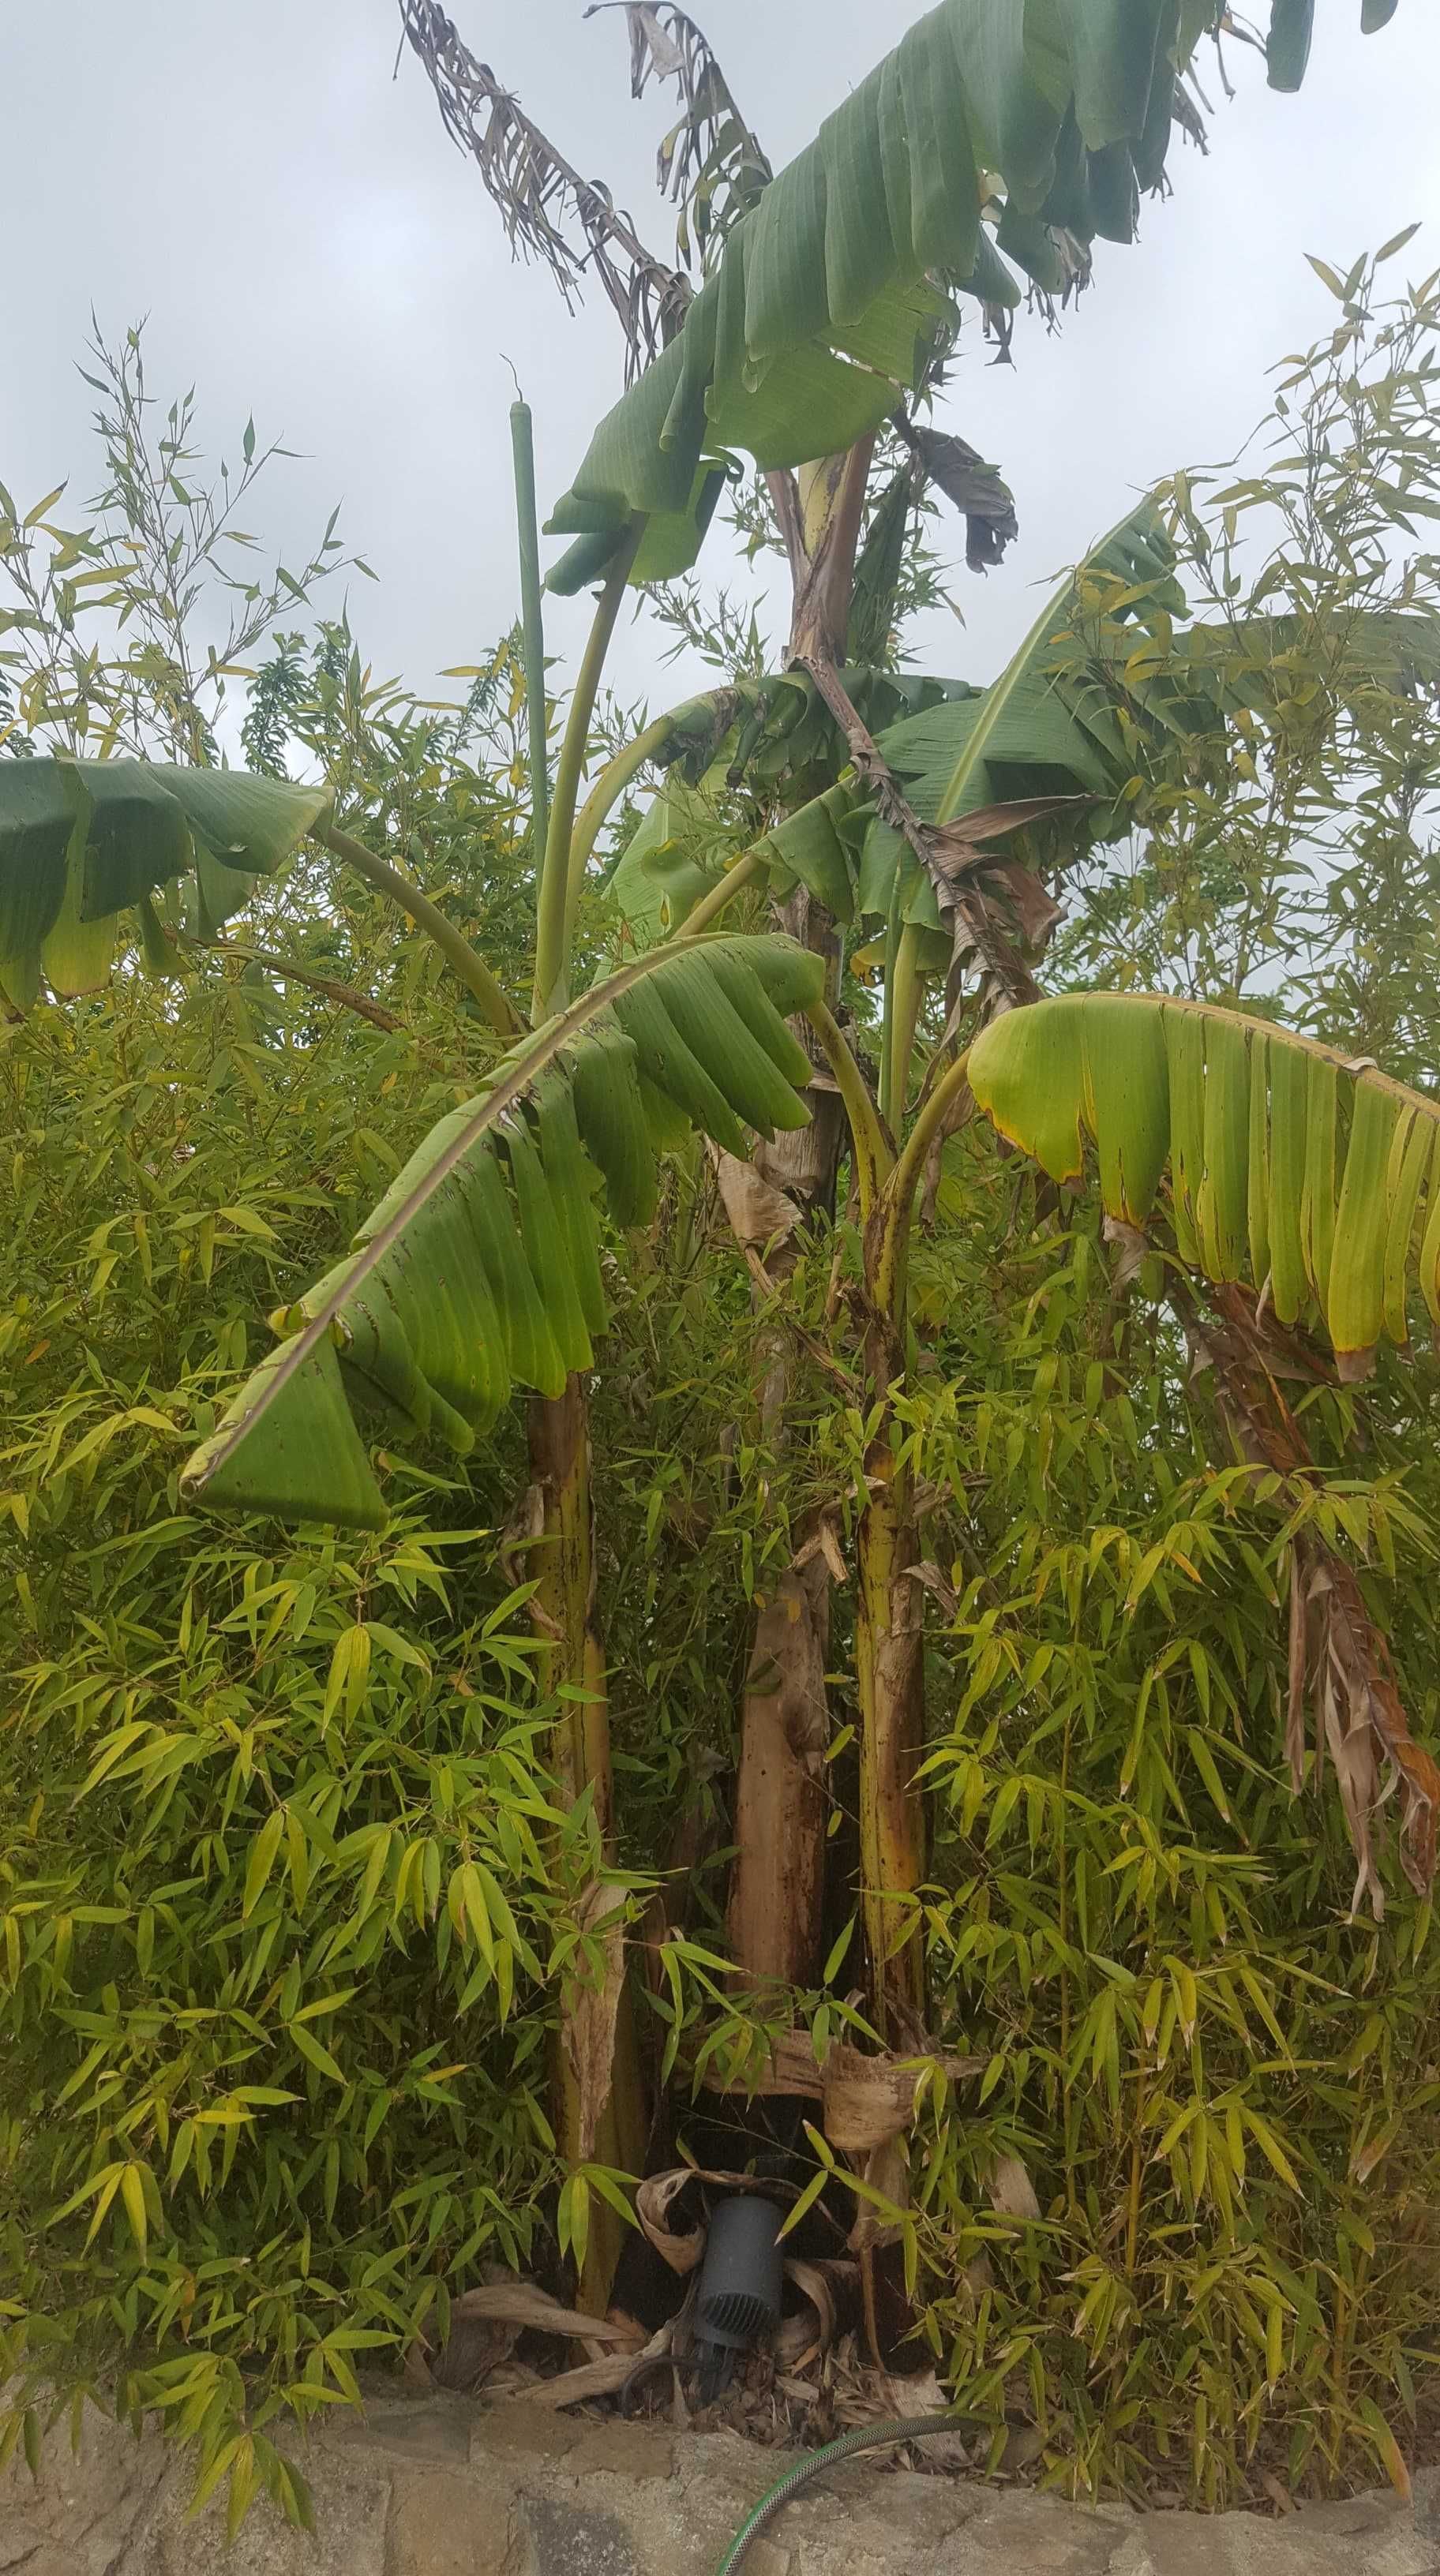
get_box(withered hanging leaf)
[397,0,688,378]
[587,2,771,267]
[902,421,1018,575]
[711,1148,803,1252]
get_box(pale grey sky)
[3,4,1439,721]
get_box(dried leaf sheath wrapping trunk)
[727,1556,831,1984]
[854,1308,927,2042]
[527,1376,644,2307]
[726,884,846,1992]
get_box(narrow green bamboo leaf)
[242,1810,285,1922]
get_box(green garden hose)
[712,2411,975,2575]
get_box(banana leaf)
[546,0,1403,588]
[182,932,825,1530]
[0,755,331,1009]
[970,991,1440,1380]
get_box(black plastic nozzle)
[692,2194,785,2402]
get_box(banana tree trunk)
[527,1376,645,2310]
[725,444,871,2000]
[853,1302,927,2042]
[726,886,846,1995]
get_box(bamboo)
[526,1377,643,2308]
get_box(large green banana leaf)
[757,500,1440,943]
[759,502,1183,935]
[545,1,1403,591]
[605,666,978,944]
[969,992,1440,1380]
[0,756,331,1009]
[181,933,825,1530]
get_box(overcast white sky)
[3,3,1439,724]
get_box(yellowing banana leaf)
[970,992,1440,1380]
[546,2,1402,585]
[0,756,332,1009]
[182,932,824,1530]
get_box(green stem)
[806,999,892,1222]
[886,923,926,1132]
[878,878,904,1129]
[317,822,521,1035]
[879,1049,974,1299]
[681,844,767,938]
[510,399,550,872]
[563,691,725,960]
[532,520,645,1023]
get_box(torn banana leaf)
[182,933,824,1530]
[970,992,1440,1380]
[545,1,1401,583]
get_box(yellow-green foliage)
[0,961,579,2523]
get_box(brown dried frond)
[1178,1278,1439,1915]
[396,0,689,377]
[586,4,772,270]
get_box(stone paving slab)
[2,2387,1437,2576]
